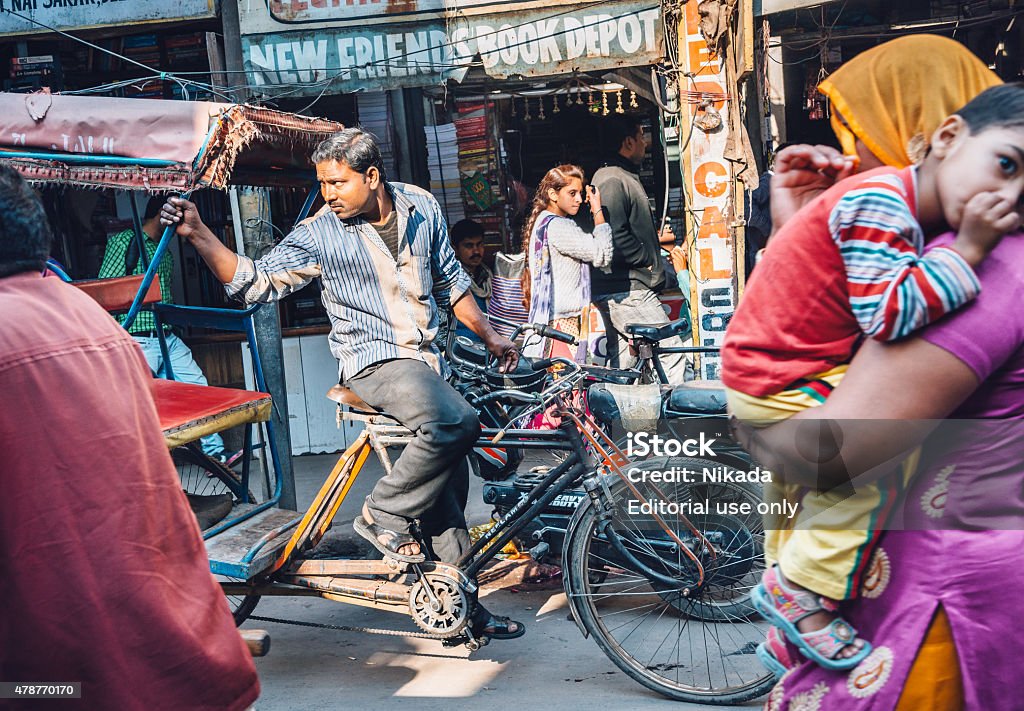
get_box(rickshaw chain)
[248,614,444,639]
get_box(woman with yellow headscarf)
[820,34,1001,169]
[743,35,1009,711]
[769,34,1001,230]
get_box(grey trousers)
[595,288,694,384]
[345,358,479,563]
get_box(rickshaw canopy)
[0,92,343,192]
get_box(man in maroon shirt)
[0,165,259,710]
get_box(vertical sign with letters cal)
[677,0,736,380]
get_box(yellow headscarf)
[818,35,1002,169]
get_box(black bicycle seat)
[452,336,488,366]
[581,364,642,385]
[664,380,728,416]
[625,318,690,343]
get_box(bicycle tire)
[172,444,257,503]
[563,456,774,705]
[603,447,763,622]
[222,580,261,626]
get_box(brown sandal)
[353,504,425,563]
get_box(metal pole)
[238,186,296,510]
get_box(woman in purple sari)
[738,231,1024,709]
[730,35,1021,710]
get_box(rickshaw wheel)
[172,444,257,503]
[222,583,260,626]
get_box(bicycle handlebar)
[654,346,721,355]
[534,324,578,345]
[470,389,541,407]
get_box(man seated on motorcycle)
[161,128,524,640]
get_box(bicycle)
[455,316,761,578]
[216,345,774,704]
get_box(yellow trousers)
[727,366,914,600]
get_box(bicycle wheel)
[172,446,262,624]
[172,444,256,502]
[222,581,261,626]
[563,456,774,705]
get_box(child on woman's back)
[723,83,1024,671]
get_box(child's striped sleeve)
[829,179,980,341]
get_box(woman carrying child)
[723,34,1021,679]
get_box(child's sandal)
[757,626,797,678]
[751,565,872,670]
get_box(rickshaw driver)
[161,128,525,640]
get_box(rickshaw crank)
[411,563,444,611]
[234,562,481,644]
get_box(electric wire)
[37,0,658,104]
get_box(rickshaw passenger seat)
[153,379,272,449]
[72,274,161,313]
[71,277,273,449]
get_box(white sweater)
[529,211,613,319]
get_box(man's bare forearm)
[188,226,240,284]
[160,196,240,285]
[453,291,499,344]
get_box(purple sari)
[769,233,1024,710]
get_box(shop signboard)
[0,0,217,37]
[677,0,736,380]
[240,0,663,94]
[755,0,838,15]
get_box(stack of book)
[357,92,398,181]
[667,187,686,243]
[165,33,206,65]
[425,123,465,225]
[8,55,61,92]
[10,54,58,80]
[454,100,492,185]
[454,98,504,249]
[122,34,161,68]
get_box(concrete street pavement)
[240,453,761,710]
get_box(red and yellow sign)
[678,0,738,379]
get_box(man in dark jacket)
[591,115,692,381]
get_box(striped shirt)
[489,252,530,339]
[831,171,979,341]
[226,182,471,381]
[97,229,173,334]
[723,166,981,397]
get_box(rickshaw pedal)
[465,635,489,652]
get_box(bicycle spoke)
[565,458,774,704]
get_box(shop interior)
[422,66,686,278]
[771,0,1023,149]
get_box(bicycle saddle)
[581,364,642,385]
[664,379,727,416]
[326,385,380,415]
[452,335,488,366]
[587,382,661,431]
[624,318,691,342]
